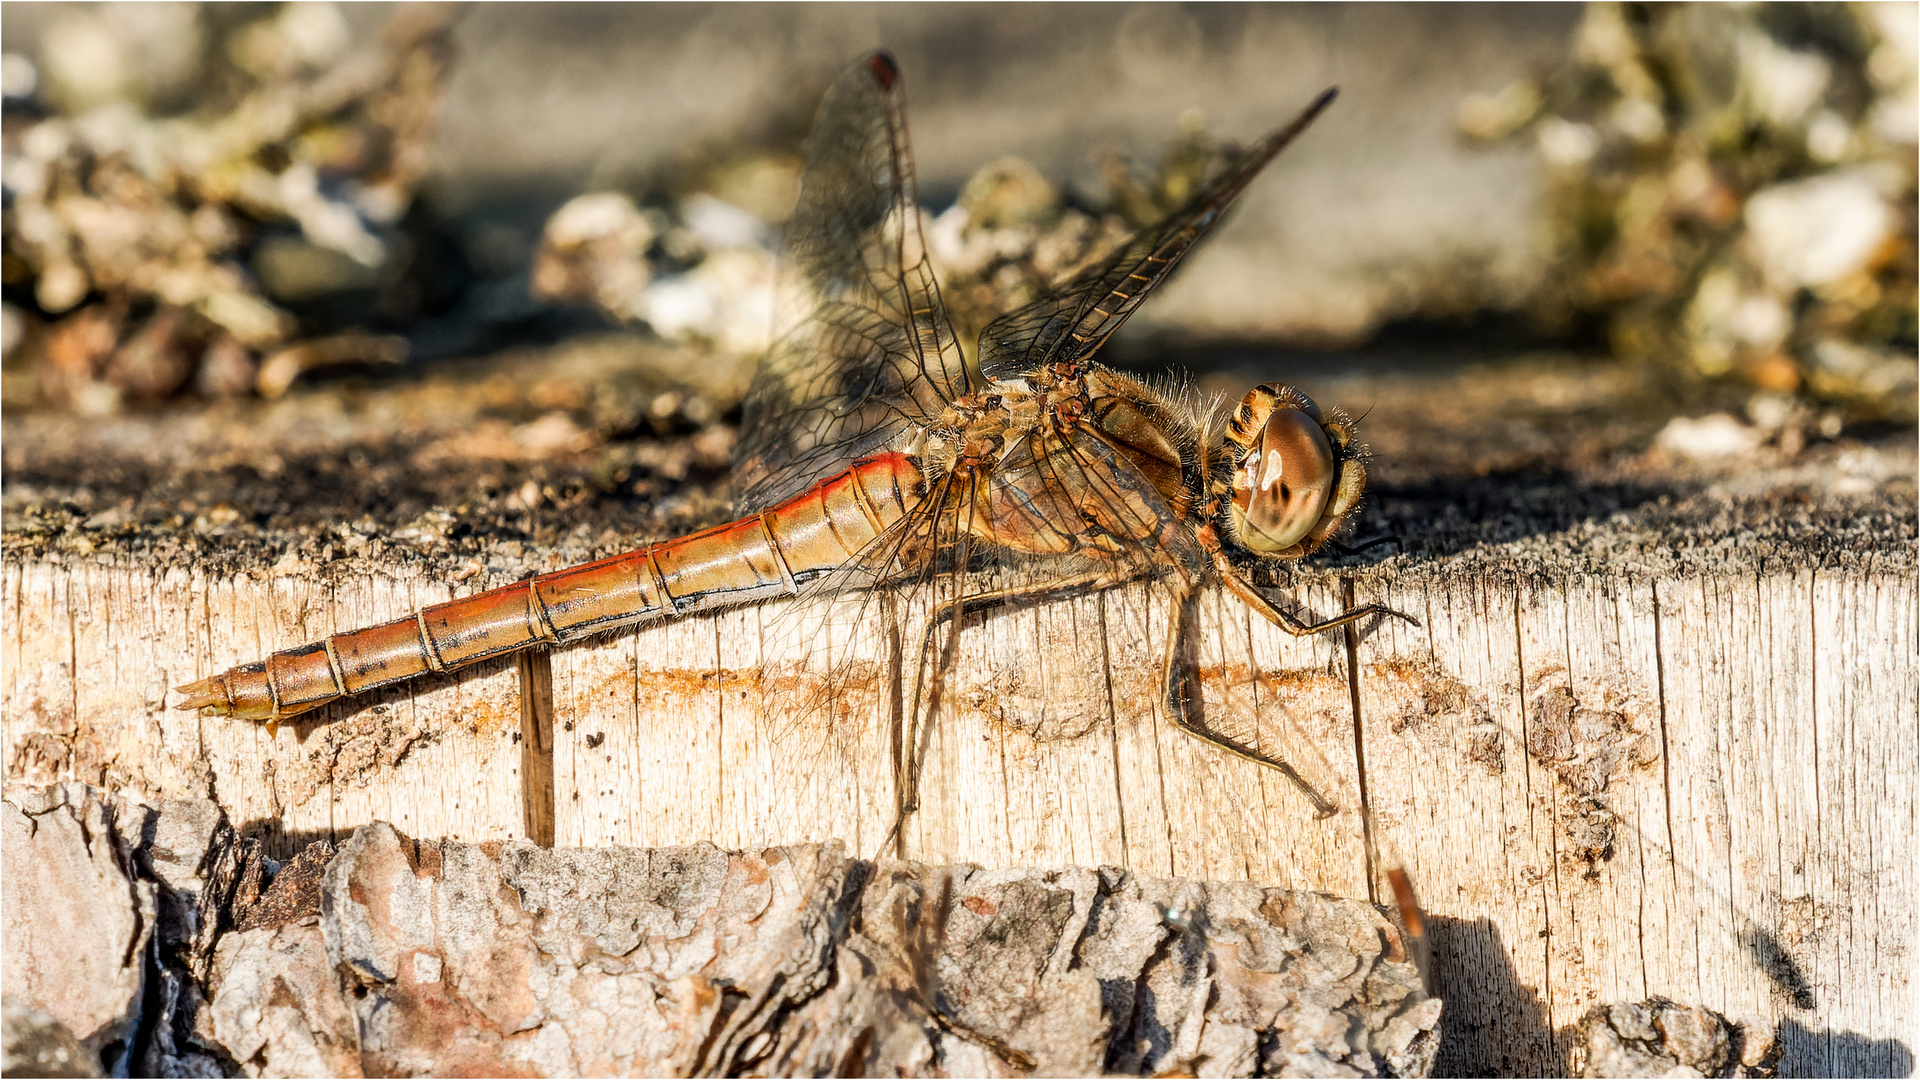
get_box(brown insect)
[177,53,1413,816]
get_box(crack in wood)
[1341,575,1380,906]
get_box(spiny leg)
[1214,558,1420,639]
[916,571,1132,655]
[897,584,964,835]
[1321,533,1400,557]
[904,565,1353,819]
[889,567,1141,855]
[1275,601,1408,637]
[886,476,991,854]
[1159,580,1341,819]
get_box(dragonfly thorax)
[928,371,1087,470]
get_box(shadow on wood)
[1425,915,1556,1077]
[1773,1019,1915,1079]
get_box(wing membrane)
[733,54,971,513]
[977,88,1337,380]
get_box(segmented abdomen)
[176,454,922,722]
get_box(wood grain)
[6,349,1913,1075]
[8,552,1909,1074]
[3,560,527,852]
[1348,570,1917,1076]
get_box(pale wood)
[9,550,1913,1075]
[1350,570,1917,1076]
[3,559,527,853]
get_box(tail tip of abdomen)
[173,677,231,715]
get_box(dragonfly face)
[1220,383,1367,561]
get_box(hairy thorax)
[904,364,1214,561]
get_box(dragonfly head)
[1221,384,1365,559]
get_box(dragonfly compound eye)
[1225,384,1366,558]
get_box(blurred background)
[1,3,1914,570]
[5,1,1912,404]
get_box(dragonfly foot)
[1323,533,1401,557]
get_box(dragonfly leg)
[1215,559,1420,638]
[896,570,1133,831]
[1159,582,1341,819]
[1321,532,1401,557]
[923,571,1130,638]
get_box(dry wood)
[4,558,528,851]
[4,346,1915,1076]
[6,555,1912,1075]
[556,564,1918,1076]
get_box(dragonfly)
[175,52,1413,819]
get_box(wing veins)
[978,87,1337,380]
[733,54,971,513]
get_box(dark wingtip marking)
[867,52,900,89]
[1302,86,1339,124]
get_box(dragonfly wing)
[977,88,1337,381]
[733,54,972,514]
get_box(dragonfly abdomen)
[175,453,924,722]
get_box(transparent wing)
[977,88,1337,381]
[736,394,1213,837]
[733,53,972,513]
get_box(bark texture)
[0,784,1441,1078]
[1,787,154,1075]
[1572,999,1781,1079]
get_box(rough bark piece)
[208,919,362,1078]
[1573,999,1780,1078]
[0,785,154,1070]
[264,824,1438,1077]
[1,787,1441,1078]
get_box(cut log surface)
[5,338,1916,1075]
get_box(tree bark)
[1,785,1439,1077]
